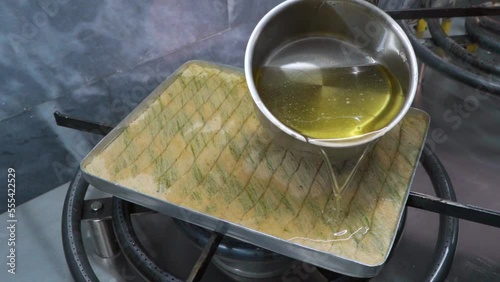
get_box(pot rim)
[244,0,418,148]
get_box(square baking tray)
[81,61,430,278]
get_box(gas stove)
[2,1,500,282]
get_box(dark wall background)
[0,0,284,211]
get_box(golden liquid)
[256,63,404,139]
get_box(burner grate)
[57,114,464,282]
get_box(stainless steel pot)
[244,0,418,160]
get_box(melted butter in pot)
[256,63,404,140]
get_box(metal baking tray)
[81,60,429,278]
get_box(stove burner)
[212,256,292,281]
[174,219,294,280]
[174,208,406,282]
[62,145,461,282]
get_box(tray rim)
[80,60,430,278]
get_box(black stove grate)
[56,113,465,282]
